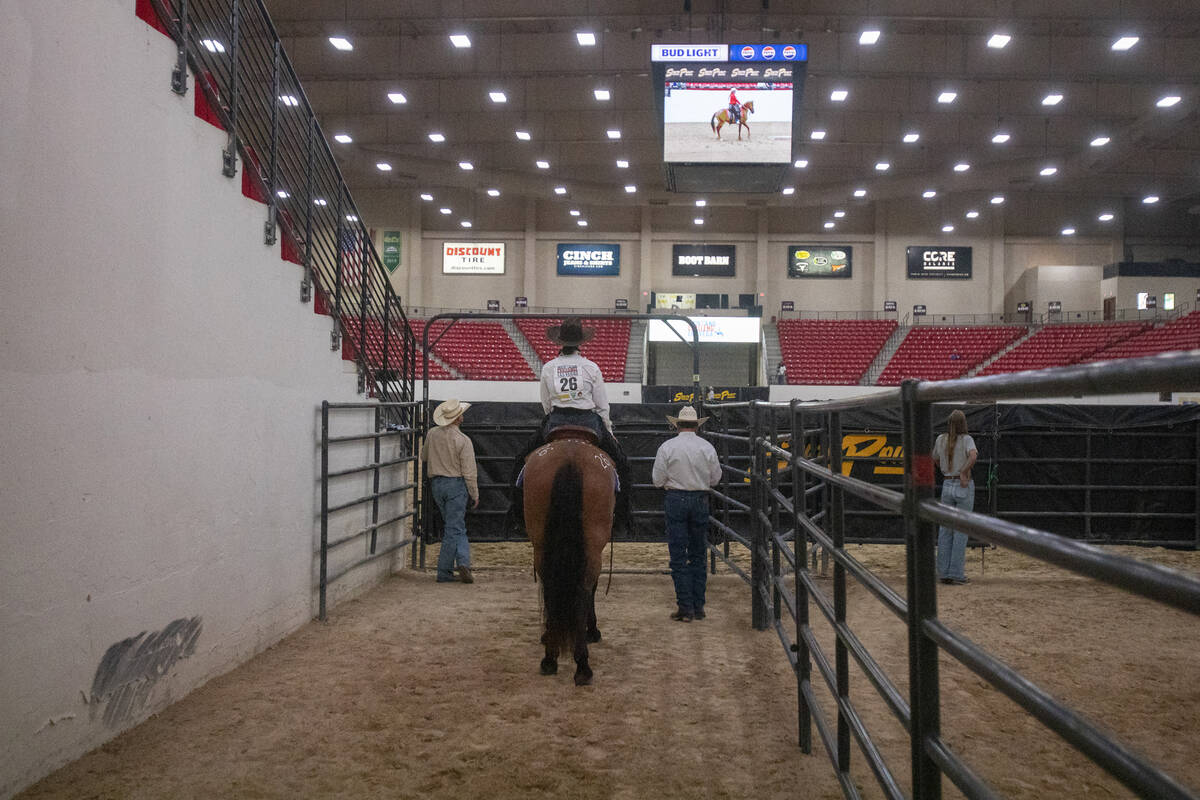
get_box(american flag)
[339,224,363,291]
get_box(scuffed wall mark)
[36,713,76,733]
[89,616,202,727]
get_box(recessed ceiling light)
[376,162,392,171]
[693,218,704,225]
[794,159,809,168]
[1142,195,1160,204]
[276,190,289,199]
[937,91,957,104]
[830,89,848,102]
[695,199,707,207]
[449,34,471,48]
[1111,36,1139,51]
[439,207,451,215]
[460,220,472,228]
[578,220,589,227]
[1098,212,1115,222]
[1090,136,1110,147]
[782,187,795,195]
[201,39,225,53]
[853,188,867,197]
[990,195,1005,204]
[346,214,358,222]
[903,132,920,143]
[1040,166,1058,176]
[810,130,826,140]
[279,95,299,107]
[333,133,353,144]
[489,91,507,103]
[987,33,1011,49]
[823,221,835,229]
[428,132,445,142]
[992,132,1010,144]
[420,193,433,202]
[833,210,845,218]
[329,36,353,51]
[594,88,611,101]
[1042,93,1064,106]
[515,130,531,141]
[606,129,621,139]
[616,159,629,168]
[554,186,567,195]
[859,30,880,45]
[576,31,596,46]
[1156,95,1182,108]
[569,209,581,217]
[313,198,327,206]
[458,161,473,170]
[625,184,637,193]
[942,224,955,233]
[953,162,970,172]
[923,190,937,199]
[965,210,980,219]
[536,160,550,169]
[487,188,500,197]
[875,161,890,171]
[1061,227,1075,235]
[387,92,407,104]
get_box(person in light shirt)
[653,405,723,622]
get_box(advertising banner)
[615,298,628,310]
[788,246,852,278]
[672,244,736,277]
[884,300,897,312]
[486,300,500,311]
[655,293,696,310]
[781,300,795,311]
[382,231,402,273]
[643,385,769,404]
[514,297,528,308]
[906,246,973,280]
[648,316,761,343]
[556,243,620,276]
[913,304,927,316]
[442,242,505,274]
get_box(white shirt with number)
[540,352,611,432]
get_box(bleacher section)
[515,317,631,382]
[777,319,897,385]
[410,319,534,381]
[1085,311,1200,362]
[877,326,1025,385]
[979,322,1149,375]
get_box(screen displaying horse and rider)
[663,80,793,163]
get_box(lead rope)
[605,534,614,595]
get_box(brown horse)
[711,100,754,140]
[522,429,615,686]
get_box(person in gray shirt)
[932,409,978,585]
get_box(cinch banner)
[443,242,505,274]
[788,246,852,278]
[382,231,402,274]
[906,246,973,280]
[556,244,620,276]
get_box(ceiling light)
[578,220,588,227]
[449,34,471,48]
[554,186,567,195]
[833,210,845,218]
[606,129,621,139]
[376,162,392,171]
[276,190,289,199]
[1040,165,1058,176]
[487,188,500,197]
[875,161,890,171]
[859,30,880,45]
[439,207,451,215]
[328,37,353,51]
[569,209,581,216]
[576,31,596,46]
[594,88,611,101]
[461,220,472,228]
[458,161,473,170]
[1156,95,1182,108]
[694,218,704,225]
[830,89,848,102]
[794,159,809,168]
[346,214,358,222]
[428,132,445,142]
[616,159,629,168]
[333,133,353,144]
[313,198,327,206]
[903,132,920,143]
[823,221,835,229]
[279,95,299,107]
[1061,227,1075,236]
[1098,212,1115,222]
[953,162,970,172]
[420,193,433,202]
[489,91,507,103]
[937,91,957,104]
[942,224,955,233]
[695,199,707,207]
[625,184,637,193]
[992,132,1010,144]
[387,92,407,104]
[201,39,225,53]
[536,160,550,169]
[782,187,795,195]
[810,129,826,140]
[1042,93,1063,106]
[1142,195,1159,204]
[853,188,867,198]
[1111,36,1139,51]
[923,190,937,199]
[990,195,1005,204]
[1090,136,1110,147]
[965,210,980,219]
[987,33,1011,49]
[515,130,531,141]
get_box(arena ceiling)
[262,1,1200,239]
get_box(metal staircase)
[502,319,543,376]
[969,325,1038,376]
[763,320,782,377]
[624,319,647,383]
[861,325,910,385]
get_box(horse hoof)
[574,672,593,686]
[587,629,602,643]
[540,658,558,675]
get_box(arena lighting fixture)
[1042,93,1064,106]
[449,34,471,48]
[576,31,596,46]
[992,132,1010,143]
[782,187,795,195]
[607,129,622,139]
[923,190,937,199]
[1040,165,1058,176]
[859,30,880,45]
[965,210,980,219]
[953,162,971,172]
[875,161,890,171]
[903,132,920,143]
[594,88,611,101]
[460,220,472,228]
[420,193,433,201]
[278,95,299,106]
[458,161,473,170]
[695,199,707,207]
[830,89,849,102]
[328,36,353,51]
[987,33,1011,49]
[942,224,955,232]
[487,188,500,197]
[1156,95,1182,108]
[823,221,835,229]
[489,91,507,103]
[313,198,327,206]
[625,184,637,193]
[333,133,352,143]
[1061,227,1075,235]
[439,207,452,215]
[578,220,589,227]
[387,91,407,104]
[937,91,957,104]
[833,210,846,218]
[1142,195,1160,204]
[276,190,289,199]
[515,130,531,141]
[554,186,567,195]
[375,162,392,171]
[536,160,550,169]
[1098,212,1115,222]
[346,214,358,222]
[616,159,629,168]
[201,39,225,53]
[794,159,809,168]
[853,188,867,197]
[810,129,826,140]
[990,194,1005,204]
[1090,136,1110,147]
[1111,36,1139,51]
[428,132,445,142]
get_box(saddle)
[547,425,600,446]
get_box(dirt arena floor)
[19,542,1200,800]
[663,121,792,163]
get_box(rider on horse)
[728,88,742,125]
[509,317,632,536]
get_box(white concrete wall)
[0,2,403,795]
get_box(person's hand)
[959,474,970,488]
[471,496,480,509]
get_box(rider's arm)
[590,363,612,432]
[539,361,553,414]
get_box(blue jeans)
[665,491,710,613]
[432,476,470,580]
[937,480,974,581]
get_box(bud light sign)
[556,243,620,276]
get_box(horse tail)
[711,113,718,132]
[540,461,586,649]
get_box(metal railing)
[148,0,415,405]
[707,351,1200,799]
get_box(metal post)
[750,402,768,630]
[319,401,330,622]
[901,380,942,798]
[170,0,189,95]
[1084,428,1093,539]
[1194,425,1199,551]
[370,406,382,554]
[221,0,239,178]
[331,195,344,350]
[264,38,279,245]
[791,401,812,753]
[357,229,371,394]
[769,411,781,623]
[303,119,314,305]
[381,292,394,401]
[829,410,851,775]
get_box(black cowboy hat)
[546,317,594,346]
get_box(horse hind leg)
[586,584,601,643]
[573,586,594,686]
[541,631,559,675]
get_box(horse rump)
[539,461,586,649]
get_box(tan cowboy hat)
[433,398,470,426]
[667,405,708,427]
[546,317,595,346]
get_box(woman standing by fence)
[933,409,978,585]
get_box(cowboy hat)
[433,398,471,426]
[666,405,708,427]
[545,317,595,346]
